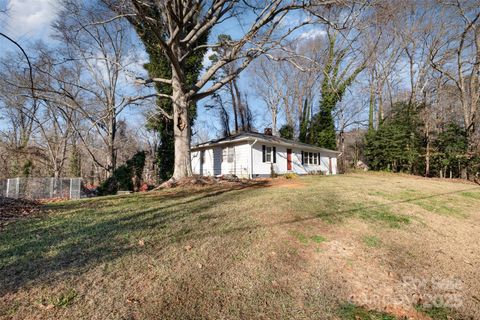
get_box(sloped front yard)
[1,173,479,319]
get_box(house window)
[266,146,272,162]
[302,151,320,165]
[222,147,235,163]
[228,147,235,163]
[222,148,227,161]
[262,145,276,163]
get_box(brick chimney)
[264,128,273,136]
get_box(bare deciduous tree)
[41,0,140,178]
[105,0,340,180]
[429,1,480,178]
[429,1,480,160]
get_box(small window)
[262,145,276,163]
[222,148,228,162]
[228,147,235,163]
[265,146,272,162]
[303,152,319,165]
[222,147,235,162]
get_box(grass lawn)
[1,172,480,319]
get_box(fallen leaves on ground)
[0,197,42,230]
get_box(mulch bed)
[0,197,43,230]
[155,175,250,189]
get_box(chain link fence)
[0,177,82,200]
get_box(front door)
[287,149,292,170]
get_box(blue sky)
[0,1,362,142]
[0,0,58,46]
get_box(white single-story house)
[191,131,341,178]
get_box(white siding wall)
[192,149,213,175]
[330,157,338,175]
[252,144,289,175]
[193,141,338,177]
[192,151,200,174]
[318,154,337,175]
[192,142,251,178]
[220,143,250,178]
[251,143,338,176]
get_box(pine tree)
[69,144,81,177]
[364,102,423,173]
[434,123,468,178]
[310,103,337,149]
[279,124,294,140]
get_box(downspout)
[250,139,258,179]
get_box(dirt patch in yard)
[278,214,477,319]
[265,177,307,189]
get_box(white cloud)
[298,28,327,40]
[202,48,214,70]
[5,0,58,39]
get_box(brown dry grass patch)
[1,172,479,319]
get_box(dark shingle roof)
[192,131,340,154]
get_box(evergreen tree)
[310,103,337,149]
[364,102,423,173]
[69,144,82,177]
[97,151,146,195]
[279,124,294,140]
[433,123,468,178]
[22,159,33,177]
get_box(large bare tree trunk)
[172,75,192,180]
[105,113,117,178]
[368,84,375,130]
[271,108,277,135]
[339,130,346,173]
[106,144,116,177]
[425,129,431,177]
[232,80,245,131]
[228,83,239,133]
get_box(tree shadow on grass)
[1,181,476,297]
[217,185,480,235]
[0,181,267,296]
